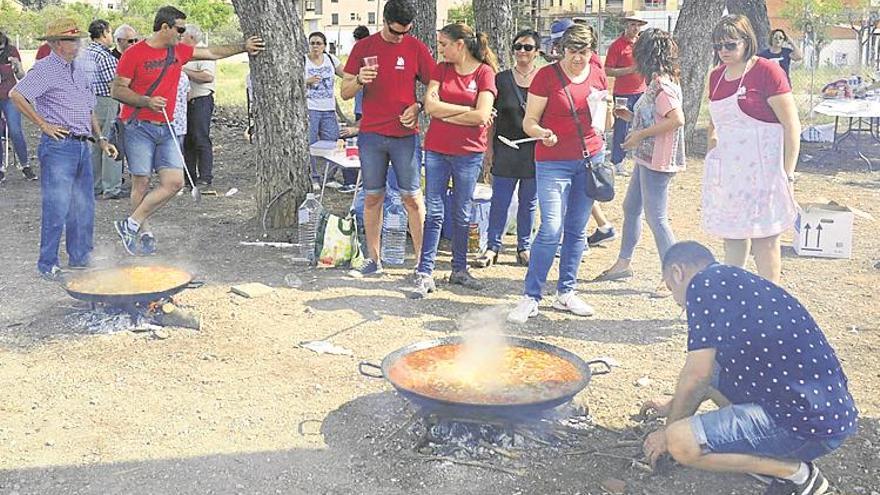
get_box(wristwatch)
[97,136,108,142]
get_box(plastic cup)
[363,56,378,69]
[615,97,628,109]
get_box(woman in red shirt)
[703,15,799,284]
[508,24,607,323]
[409,23,497,298]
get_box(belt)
[67,134,95,142]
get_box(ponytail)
[470,32,498,72]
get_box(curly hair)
[633,28,680,80]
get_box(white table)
[309,141,362,211]
[812,98,880,171]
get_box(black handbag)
[108,47,175,161]
[552,64,615,202]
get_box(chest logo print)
[396,56,405,70]
[467,80,478,92]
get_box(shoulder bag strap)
[551,63,591,161]
[507,70,526,109]
[127,46,176,123]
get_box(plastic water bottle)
[298,192,324,264]
[380,199,408,265]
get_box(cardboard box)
[793,203,854,259]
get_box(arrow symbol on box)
[815,224,823,248]
[803,223,812,247]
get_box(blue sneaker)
[140,233,157,256]
[114,220,139,255]
[587,226,617,247]
[348,258,383,278]
[39,265,63,282]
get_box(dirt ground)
[1,113,879,495]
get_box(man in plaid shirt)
[85,19,123,200]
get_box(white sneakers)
[507,292,595,323]
[552,291,595,317]
[507,296,539,323]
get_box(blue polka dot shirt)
[686,264,858,439]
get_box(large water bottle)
[380,198,408,265]
[298,192,324,264]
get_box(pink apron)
[702,67,797,239]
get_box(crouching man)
[642,241,857,495]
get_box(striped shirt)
[85,41,118,97]
[13,51,96,136]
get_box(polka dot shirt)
[686,264,858,439]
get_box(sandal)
[516,250,530,266]
[472,249,498,269]
[591,268,633,282]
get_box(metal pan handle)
[187,280,205,289]
[586,359,612,376]
[358,361,384,379]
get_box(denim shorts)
[357,132,421,196]
[124,120,185,176]
[690,403,848,462]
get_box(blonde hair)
[560,23,597,52]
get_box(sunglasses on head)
[713,40,742,52]
[387,23,412,36]
[513,43,536,52]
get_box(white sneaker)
[552,291,594,317]
[614,162,629,176]
[508,296,539,323]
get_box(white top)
[305,53,339,112]
[183,58,216,99]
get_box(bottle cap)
[306,192,316,200]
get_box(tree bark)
[411,0,437,135]
[231,0,310,229]
[674,0,726,144]
[474,0,514,71]
[727,0,771,52]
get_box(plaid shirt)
[85,41,117,97]
[13,51,96,136]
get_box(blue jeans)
[352,134,422,227]
[418,151,484,275]
[37,135,94,272]
[610,93,642,165]
[0,98,30,166]
[619,164,676,263]
[358,132,421,195]
[123,121,185,176]
[524,158,598,300]
[691,403,850,462]
[487,176,537,253]
[308,109,339,181]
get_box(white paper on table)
[588,89,609,134]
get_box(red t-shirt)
[529,61,607,162]
[35,43,51,61]
[1,46,22,99]
[708,57,790,123]
[424,62,497,155]
[116,41,194,123]
[344,32,434,137]
[605,35,646,95]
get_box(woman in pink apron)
[704,15,800,284]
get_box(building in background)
[57,0,120,10]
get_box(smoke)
[453,306,510,392]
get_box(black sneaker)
[448,270,483,291]
[39,265,64,282]
[763,463,829,495]
[587,226,617,247]
[140,233,157,256]
[21,166,38,181]
[406,272,436,299]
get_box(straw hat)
[621,12,648,25]
[37,18,88,41]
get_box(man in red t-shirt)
[109,5,264,256]
[605,13,647,176]
[340,0,434,277]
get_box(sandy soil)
[0,115,878,495]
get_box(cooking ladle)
[161,108,201,203]
[498,135,541,150]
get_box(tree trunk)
[674,0,726,144]
[474,0,514,71]
[411,0,437,136]
[231,0,310,229]
[726,0,771,52]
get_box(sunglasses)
[713,40,743,52]
[120,38,138,43]
[310,41,325,45]
[387,23,412,36]
[167,25,186,34]
[513,43,536,52]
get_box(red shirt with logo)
[343,32,434,137]
[116,41,194,123]
[605,35,646,95]
[529,61,607,162]
[708,57,790,123]
[424,62,497,155]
